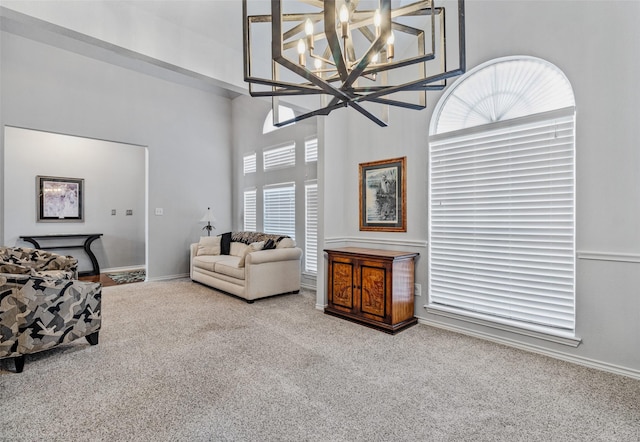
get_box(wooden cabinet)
[325,247,418,334]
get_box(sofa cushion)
[230,242,248,257]
[197,236,221,256]
[276,237,296,249]
[214,257,245,280]
[192,255,229,272]
[238,241,264,267]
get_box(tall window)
[263,183,296,239]
[243,189,257,231]
[428,56,576,337]
[305,181,318,273]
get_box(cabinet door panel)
[360,265,386,318]
[332,261,354,309]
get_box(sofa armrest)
[245,248,303,266]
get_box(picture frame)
[36,175,84,222]
[359,156,406,232]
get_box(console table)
[19,233,103,277]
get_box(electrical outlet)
[111,209,116,216]
[155,208,164,216]
[126,209,133,216]
[414,283,422,297]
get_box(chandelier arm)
[274,55,352,101]
[249,89,326,97]
[272,1,351,102]
[357,24,376,44]
[245,76,326,92]
[274,102,350,127]
[355,67,465,103]
[365,97,427,111]
[342,0,391,90]
[364,52,435,76]
[324,0,349,82]
[299,0,324,8]
[348,102,388,127]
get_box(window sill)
[424,304,582,347]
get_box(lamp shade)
[200,207,217,225]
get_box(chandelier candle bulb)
[374,9,381,36]
[339,4,349,39]
[387,31,395,60]
[297,39,306,65]
[305,18,314,50]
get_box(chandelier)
[242,0,466,127]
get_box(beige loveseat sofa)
[190,232,302,302]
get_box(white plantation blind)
[305,138,318,163]
[305,181,318,273]
[429,108,576,333]
[264,183,295,239]
[243,153,257,174]
[243,189,257,231]
[263,143,296,170]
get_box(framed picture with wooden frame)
[359,156,406,232]
[36,175,84,222]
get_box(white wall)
[0,0,245,94]
[0,30,233,280]
[320,1,640,376]
[3,126,145,272]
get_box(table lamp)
[200,207,217,236]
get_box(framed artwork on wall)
[36,175,84,222]
[359,156,406,232]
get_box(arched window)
[263,105,295,134]
[428,56,577,340]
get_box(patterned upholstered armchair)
[0,247,102,373]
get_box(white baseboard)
[102,265,146,274]
[417,318,640,380]
[146,273,189,282]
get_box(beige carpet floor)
[1,279,639,441]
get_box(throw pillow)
[276,237,296,249]
[238,241,265,267]
[197,236,221,256]
[220,232,232,255]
